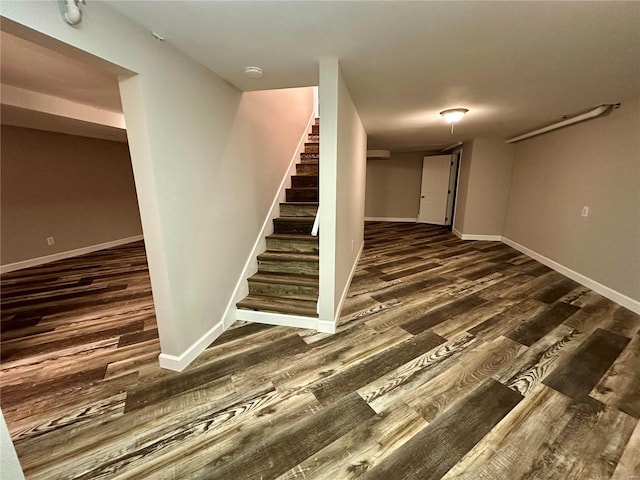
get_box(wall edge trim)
[328,239,365,331]
[0,234,144,273]
[502,236,640,315]
[460,233,503,241]
[158,319,224,372]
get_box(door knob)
[421,196,425,199]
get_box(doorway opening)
[417,150,461,230]
[0,24,160,449]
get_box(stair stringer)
[221,113,316,330]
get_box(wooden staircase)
[236,119,320,318]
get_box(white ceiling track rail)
[505,103,620,144]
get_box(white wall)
[319,58,367,330]
[2,2,314,366]
[504,97,640,303]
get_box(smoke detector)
[244,66,264,79]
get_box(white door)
[418,155,452,225]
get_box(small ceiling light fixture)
[244,66,264,79]
[440,108,469,134]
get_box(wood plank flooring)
[2,223,640,479]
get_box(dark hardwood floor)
[1,223,639,479]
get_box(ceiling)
[0,30,123,112]
[1,105,128,142]
[0,30,125,141]
[107,1,640,151]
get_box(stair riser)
[296,164,318,176]
[273,219,314,234]
[286,189,318,202]
[259,260,319,275]
[266,237,318,253]
[280,204,318,216]
[304,143,319,153]
[291,176,318,188]
[312,125,319,134]
[248,281,318,301]
[308,134,319,142]
[301,152,319,161]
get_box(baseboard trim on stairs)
[221,112,316,330]
[158,319,225,372]
[318,240,364,334]
[236,309,318,329]
[317,319,337,334]
[502,236,640,315]
[0,235,144,274]
[364,217,417,223]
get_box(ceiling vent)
[366,149,391,160]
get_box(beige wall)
[454,138,515,236]
[504,97,640,302]
[319,58,367,328]
[1,125,142,265]
[2,3,314,363]
[365,152,422,219]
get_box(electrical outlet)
[46,236,55,246]
[581,206,589,217]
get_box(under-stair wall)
[318,58,368,332]
[235,118,321,328]
[225,113,318,329]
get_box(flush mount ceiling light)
[243,66,264,79]
[440,108,469,134]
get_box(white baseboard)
[322,240,365,333]
[317,319,337,334]
[502,236,640,315]
[158,319,224,372]
[460,233,502,241]
[453,228,463,239]
[0,234,144,274]
[364,217,416,223]
[236,309,318,329]
[221,113,315,331]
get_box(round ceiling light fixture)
[243,66,264,79]
[440,108,469,133]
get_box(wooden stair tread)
[267,233,318,241]
[274,216,315,222]
[282,202,319,207]
[237,295,318,317]
[257,251,319,262]
[248,272,319,287]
